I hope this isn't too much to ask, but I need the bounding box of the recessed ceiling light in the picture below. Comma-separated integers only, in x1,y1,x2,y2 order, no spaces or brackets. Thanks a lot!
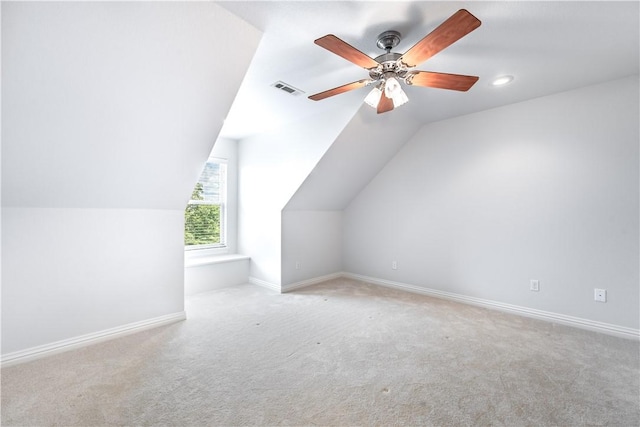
491,75,514,86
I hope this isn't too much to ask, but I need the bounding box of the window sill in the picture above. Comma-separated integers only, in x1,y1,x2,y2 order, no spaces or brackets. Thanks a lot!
184,253,250,268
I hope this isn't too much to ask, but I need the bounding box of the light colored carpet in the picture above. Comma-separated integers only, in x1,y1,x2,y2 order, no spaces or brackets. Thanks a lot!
2,278,639,426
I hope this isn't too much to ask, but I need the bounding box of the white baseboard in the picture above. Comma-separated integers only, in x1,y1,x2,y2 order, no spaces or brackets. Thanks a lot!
249,276,281,293
249,272,345,293
282,272,343,293
1,311,187,368
344,273,640,341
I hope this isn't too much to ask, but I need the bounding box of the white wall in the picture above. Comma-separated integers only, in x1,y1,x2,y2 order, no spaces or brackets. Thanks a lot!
2,208,185,353
280,106,422,286
184,256,250,297
281,211,342,285
238,106,357,287
1,2,261,355
343,76,639,330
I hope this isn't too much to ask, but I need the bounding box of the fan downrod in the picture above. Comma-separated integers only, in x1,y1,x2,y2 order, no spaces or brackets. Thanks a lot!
376,30,401,52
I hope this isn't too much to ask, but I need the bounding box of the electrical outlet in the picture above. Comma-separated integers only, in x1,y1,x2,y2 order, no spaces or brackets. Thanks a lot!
295,261,300,270
392,261,397,270
530,280,540,292
594,288,607,302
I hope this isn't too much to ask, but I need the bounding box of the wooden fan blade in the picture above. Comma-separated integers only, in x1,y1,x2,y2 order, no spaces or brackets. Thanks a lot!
377,91,394,114
407,71,479,91
315,34,380,70
308,79,372,101
399,9,481,68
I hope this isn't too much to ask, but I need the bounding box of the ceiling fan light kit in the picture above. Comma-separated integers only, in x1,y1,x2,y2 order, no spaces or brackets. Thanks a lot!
364,85,382,108
308,9,482,114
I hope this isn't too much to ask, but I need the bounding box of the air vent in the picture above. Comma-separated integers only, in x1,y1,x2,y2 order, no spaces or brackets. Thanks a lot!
271,81,304,96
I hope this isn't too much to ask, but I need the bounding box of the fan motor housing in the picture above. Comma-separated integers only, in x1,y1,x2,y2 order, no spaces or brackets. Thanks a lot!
370,52,404,80
374,52,402,67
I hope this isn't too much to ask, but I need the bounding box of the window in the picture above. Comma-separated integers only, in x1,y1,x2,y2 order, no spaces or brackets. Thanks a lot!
184,158,227,249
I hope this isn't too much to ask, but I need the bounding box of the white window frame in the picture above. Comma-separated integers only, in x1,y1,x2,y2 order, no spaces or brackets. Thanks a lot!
184,157,228,253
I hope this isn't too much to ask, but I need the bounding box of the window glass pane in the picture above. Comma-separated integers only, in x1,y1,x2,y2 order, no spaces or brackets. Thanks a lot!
199,162,225,204
185,203,220,245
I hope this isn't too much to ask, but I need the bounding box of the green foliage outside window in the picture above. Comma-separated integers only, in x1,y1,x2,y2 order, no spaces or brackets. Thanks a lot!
184,183,221,246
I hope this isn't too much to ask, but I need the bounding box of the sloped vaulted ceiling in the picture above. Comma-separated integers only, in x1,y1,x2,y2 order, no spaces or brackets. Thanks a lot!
285,105,423,211
2,2,261,211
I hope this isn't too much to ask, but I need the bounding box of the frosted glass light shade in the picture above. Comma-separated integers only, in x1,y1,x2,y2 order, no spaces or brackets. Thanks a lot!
364,86,382,108
390,88,409,107
384,77,401,97
364,78,409,110
384,76,409,108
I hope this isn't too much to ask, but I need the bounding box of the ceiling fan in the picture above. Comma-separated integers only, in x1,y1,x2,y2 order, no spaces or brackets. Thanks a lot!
308,9,481,114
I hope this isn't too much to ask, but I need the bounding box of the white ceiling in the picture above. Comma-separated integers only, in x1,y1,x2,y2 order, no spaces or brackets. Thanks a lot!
217,1,639,141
